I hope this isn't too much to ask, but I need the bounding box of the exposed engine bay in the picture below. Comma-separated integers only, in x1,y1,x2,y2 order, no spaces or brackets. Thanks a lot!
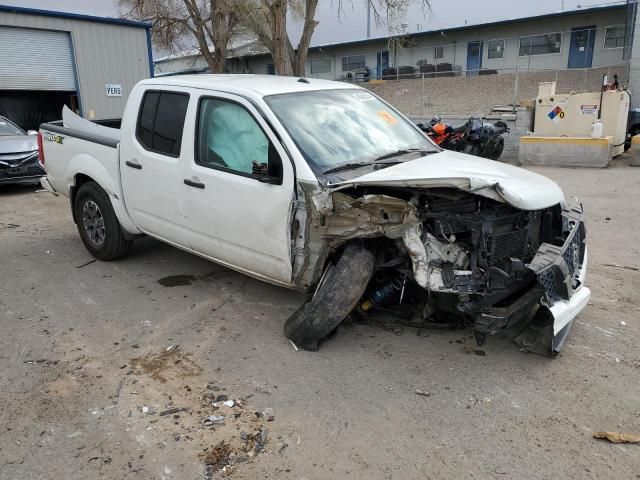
299,184,587,355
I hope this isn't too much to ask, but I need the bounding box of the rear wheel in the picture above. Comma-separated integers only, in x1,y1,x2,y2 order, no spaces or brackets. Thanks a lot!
489,137,505,160
284,243,376,351
74,181,132,260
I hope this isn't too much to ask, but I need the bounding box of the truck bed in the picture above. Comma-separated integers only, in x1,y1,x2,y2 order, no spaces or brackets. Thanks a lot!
39,107,122,199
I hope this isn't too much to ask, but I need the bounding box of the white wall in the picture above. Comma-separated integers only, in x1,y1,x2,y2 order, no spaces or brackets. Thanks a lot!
313,7,626,78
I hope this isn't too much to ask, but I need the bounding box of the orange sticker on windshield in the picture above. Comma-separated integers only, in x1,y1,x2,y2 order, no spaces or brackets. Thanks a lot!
377,110,398,125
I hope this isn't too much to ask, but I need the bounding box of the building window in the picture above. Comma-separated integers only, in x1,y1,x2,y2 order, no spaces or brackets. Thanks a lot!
311,58,332,74
342,55,366,71
487,39,504,59
519,33,562,56
434,46,444,59
604,26,625,49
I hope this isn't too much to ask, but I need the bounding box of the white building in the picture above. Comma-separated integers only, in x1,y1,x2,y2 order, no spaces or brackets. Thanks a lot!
154,3,630,82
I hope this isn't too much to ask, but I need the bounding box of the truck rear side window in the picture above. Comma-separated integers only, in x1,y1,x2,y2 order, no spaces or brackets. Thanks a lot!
136,91,189,157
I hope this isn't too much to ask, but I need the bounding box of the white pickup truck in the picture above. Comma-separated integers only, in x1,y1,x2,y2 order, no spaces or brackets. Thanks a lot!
39,75,589,354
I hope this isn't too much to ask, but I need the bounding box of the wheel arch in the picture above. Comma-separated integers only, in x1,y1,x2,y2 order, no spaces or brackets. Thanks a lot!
69,173,95,224
69,171,141,237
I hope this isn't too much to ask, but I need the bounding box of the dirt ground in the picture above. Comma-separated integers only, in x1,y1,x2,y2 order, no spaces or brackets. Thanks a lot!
1,159,639,480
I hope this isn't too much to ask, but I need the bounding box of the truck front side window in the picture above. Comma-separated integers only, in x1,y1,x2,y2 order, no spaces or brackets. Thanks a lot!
196,98,270,176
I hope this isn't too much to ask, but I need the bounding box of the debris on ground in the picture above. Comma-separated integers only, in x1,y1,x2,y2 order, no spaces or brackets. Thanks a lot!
130,347,202,383
262,408,274,421
593,431,640,444
76,259,97,269
415,389,431,397
223,399,235,408
204,415,225,426
464,345,487,356
158,407,187,416
601,263,640,272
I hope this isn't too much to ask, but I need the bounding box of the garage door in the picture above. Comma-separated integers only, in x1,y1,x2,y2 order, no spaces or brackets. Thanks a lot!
0,26,76,91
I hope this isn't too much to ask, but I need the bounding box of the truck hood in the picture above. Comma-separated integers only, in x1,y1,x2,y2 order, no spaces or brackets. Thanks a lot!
330,150,565,211
0,135,37,155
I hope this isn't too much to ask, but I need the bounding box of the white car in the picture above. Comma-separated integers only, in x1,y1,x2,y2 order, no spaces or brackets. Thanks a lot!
38,75,589,355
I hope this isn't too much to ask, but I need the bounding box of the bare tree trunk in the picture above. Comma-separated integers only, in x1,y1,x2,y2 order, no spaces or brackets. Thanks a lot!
293,0,319,76
182,0,217,72
192,25,218,72
210,1,235,73
267,0,294,75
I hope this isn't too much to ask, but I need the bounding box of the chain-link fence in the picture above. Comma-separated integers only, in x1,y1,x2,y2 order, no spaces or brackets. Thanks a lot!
337,24,630,117
357,64,629,117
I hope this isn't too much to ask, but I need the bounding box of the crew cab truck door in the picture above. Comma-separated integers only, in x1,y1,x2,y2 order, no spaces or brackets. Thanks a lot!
119,88,191,247
180,92,294,285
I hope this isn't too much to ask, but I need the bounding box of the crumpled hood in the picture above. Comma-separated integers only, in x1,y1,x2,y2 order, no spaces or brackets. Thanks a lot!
331,150,565,210
0,135,37,155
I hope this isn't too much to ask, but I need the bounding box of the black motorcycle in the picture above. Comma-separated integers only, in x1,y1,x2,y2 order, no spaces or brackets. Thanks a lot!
417,117,510,161
463,117,510,160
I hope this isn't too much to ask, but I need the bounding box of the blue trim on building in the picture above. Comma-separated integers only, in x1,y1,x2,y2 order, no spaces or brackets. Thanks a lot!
0,4,151,28
146,28,154,78
308,3,627,52
67,31,83,117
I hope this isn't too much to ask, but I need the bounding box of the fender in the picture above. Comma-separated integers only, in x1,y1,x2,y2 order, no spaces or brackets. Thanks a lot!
66,151,141,236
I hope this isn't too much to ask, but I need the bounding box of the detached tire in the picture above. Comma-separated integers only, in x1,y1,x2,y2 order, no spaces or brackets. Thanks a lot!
74,181,132,260
284,243,376,351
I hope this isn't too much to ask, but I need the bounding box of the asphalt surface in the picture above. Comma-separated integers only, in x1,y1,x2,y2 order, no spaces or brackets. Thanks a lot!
1,160,639,479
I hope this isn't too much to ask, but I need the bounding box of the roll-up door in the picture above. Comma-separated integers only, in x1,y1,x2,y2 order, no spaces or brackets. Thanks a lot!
0,26,76,91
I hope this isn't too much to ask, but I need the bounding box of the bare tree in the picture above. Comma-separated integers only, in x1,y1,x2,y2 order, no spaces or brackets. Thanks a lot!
119,0,238,73
238,0,429,77
235,0,318,76
121,0,430,77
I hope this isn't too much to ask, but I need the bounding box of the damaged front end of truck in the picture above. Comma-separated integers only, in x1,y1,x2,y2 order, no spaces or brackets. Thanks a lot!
288,172,589,356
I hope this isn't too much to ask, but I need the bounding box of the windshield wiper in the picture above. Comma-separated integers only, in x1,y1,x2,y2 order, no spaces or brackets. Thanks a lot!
323,162,373,175
373,148,431,162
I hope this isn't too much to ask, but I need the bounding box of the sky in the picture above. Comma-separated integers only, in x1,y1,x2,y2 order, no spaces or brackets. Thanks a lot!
5,0,626,50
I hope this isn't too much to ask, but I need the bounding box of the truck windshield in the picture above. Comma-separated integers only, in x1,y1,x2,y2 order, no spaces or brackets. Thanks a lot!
264,89,437,174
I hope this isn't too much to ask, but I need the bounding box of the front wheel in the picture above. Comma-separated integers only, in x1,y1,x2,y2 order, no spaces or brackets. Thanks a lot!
74,181,132,260
489,137,505,160
284,243,376,351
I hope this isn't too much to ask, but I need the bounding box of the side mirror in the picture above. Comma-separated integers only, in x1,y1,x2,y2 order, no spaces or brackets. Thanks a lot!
27,130,38,135
256,174,282,185
251,143,284,185
252,160,282,185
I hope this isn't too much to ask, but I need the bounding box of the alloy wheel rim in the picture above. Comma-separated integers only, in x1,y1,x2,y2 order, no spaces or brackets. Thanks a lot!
82,200,105,246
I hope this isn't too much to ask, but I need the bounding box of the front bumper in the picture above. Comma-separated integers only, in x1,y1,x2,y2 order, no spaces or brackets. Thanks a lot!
522,204,590,354
472,204,589,354
547,247,590,348
0,153,45,185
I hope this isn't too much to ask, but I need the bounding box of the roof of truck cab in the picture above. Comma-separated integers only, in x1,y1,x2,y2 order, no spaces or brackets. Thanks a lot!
140,75,358,98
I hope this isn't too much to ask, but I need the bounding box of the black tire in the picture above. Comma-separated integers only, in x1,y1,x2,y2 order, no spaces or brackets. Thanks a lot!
284,243,376,351
489,137,504,160
625,127,640,151
464,143,481,157
74,181,132,260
